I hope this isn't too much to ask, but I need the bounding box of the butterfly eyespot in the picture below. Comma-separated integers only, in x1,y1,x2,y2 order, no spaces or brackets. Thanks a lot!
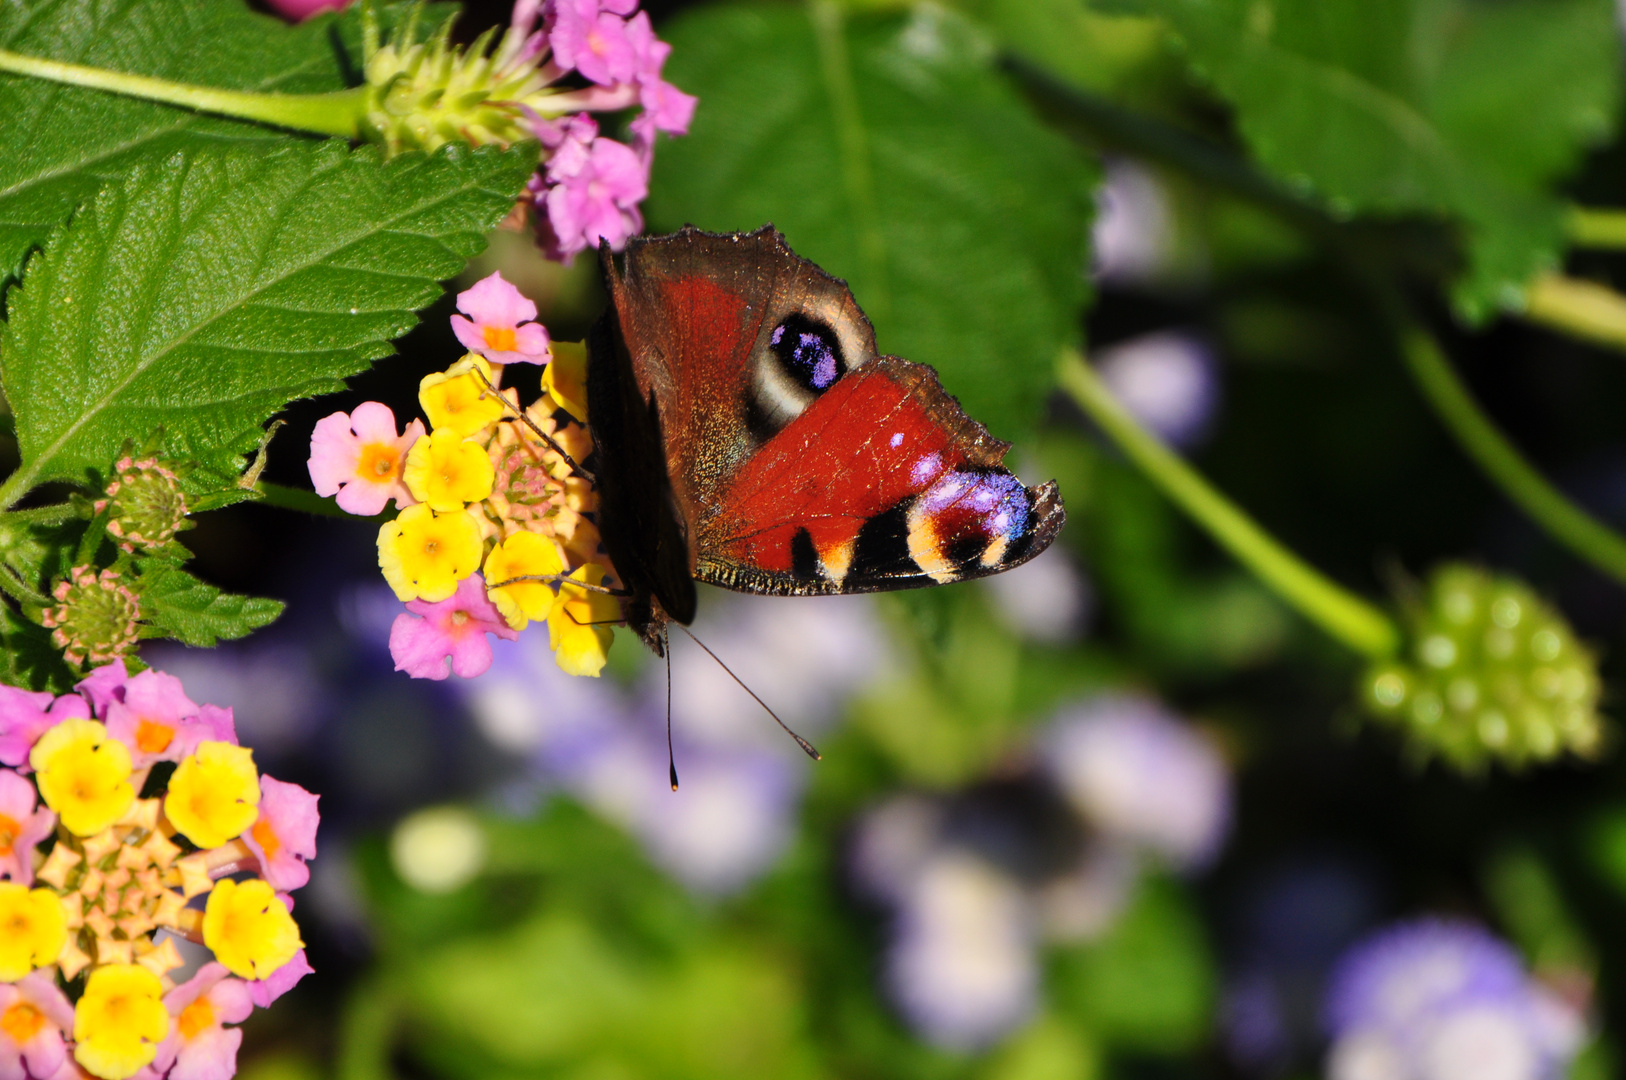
770,314,846,391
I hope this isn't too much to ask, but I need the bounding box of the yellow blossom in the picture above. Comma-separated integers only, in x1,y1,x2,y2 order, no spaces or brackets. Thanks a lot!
202,878,302,981
419,354,506,437
547,564,621,677
31,719,133,837
0,884,66,980
483,532,565,630
403,428,496,511
73,965,167,1080
542,340,589,422
378,504,484,602
164,741,260,849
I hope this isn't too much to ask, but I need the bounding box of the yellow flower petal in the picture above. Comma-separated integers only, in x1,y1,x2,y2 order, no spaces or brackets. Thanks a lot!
164,741,260,850
546,564,621,677
378,504,485,603
484,532,565,630
31,719,133,837
73,965,168,1080
403,428,496,511
0,884,66,981
202,878,303,981
542,340,589,422
419,354,507,437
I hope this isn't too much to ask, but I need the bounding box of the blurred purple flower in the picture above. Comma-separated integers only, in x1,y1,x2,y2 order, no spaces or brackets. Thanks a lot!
1323,918,1585,1080
1092,158,1178,285
1094,331,1220,449
1042,694,1231,870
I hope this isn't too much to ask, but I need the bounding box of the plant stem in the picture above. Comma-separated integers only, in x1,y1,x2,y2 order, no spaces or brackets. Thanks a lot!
1521,273,1626,357
1398,327,1626,586
0,48,367,138
1056,349,1400,660
256,482,389,522
1567,206,1626,250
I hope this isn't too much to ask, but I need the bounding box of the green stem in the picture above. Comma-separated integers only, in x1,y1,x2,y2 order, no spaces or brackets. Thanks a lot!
1398,327,1626,586
1567,206,1626,250
256,481,390,522
1056,349,1400,659
0,48,368,138
1521,273,1626,357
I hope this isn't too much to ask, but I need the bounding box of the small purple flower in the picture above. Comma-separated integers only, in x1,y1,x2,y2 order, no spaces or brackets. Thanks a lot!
0,687,86,769
547,0,640,86
625,12,697,143
390,574,520,680
244,950,313,1009
242,776,320,892
0,772,55,886
1094,331,1220,449
75,660,132,718
450,272,552,366
531,114,648,262
150,964,253,1080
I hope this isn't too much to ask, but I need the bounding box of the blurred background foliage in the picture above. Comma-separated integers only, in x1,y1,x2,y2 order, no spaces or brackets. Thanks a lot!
170,0,1626,1076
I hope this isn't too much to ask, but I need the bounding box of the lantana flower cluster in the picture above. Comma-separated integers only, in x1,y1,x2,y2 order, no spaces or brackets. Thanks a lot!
309,272,621,681
359,0,695,261
0,661,317,1080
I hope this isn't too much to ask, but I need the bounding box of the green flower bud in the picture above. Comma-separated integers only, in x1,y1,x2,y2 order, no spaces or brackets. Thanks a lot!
1360,564,1605,772
95,456,189,554
40,566,140,669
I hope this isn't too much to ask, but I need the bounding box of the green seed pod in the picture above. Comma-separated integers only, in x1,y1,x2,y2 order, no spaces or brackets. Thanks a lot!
1360,564,1605,772
41,566,141,668
95,457,190,554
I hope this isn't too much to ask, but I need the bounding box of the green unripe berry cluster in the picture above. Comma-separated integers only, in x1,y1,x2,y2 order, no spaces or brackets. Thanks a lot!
1361,564,1605,772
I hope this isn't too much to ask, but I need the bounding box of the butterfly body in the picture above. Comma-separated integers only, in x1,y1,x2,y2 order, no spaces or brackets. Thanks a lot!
587,226,1065,651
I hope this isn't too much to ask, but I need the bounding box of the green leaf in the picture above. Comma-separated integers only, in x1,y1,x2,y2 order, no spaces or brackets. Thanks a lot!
1122,0,1620,318
0,139,534,502
137,562,283,646
0,603,74,692
0,0,454,286
647,2,1096,440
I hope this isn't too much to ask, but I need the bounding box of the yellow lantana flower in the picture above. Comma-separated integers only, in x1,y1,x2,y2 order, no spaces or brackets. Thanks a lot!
378,504,484,603
31,719,133,836
0,883,66,980
542,340,589,422
547,564,621,677
403,428,496,511
164,741,260,849
419,354,506,437
73,965,168,1080
203,878,303,981
484,532,565,630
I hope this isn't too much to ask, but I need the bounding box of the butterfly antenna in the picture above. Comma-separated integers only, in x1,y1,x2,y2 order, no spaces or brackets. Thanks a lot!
673,624,822,761
471,367,596,483
665,630,679,791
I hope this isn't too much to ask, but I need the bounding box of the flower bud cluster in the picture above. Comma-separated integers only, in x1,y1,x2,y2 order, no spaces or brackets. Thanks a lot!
0,661,317,1080
1361,564,1605,772
41,569,140,669
308,272,621,681
94,457,190,556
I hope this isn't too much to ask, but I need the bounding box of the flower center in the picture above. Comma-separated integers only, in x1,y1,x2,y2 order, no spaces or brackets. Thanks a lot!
483,325,518,352
0,813,18,856
178,996,215,1040
134,718,174,754
360,443,400,480
0,1001,44,1043
251,816,281,861
451,610,470,627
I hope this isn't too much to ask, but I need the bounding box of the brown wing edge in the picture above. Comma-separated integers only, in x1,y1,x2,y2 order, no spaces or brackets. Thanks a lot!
693,355,1067,597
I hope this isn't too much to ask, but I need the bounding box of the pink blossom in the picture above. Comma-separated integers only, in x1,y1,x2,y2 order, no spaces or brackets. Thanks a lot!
149,965,253,1080
75,660,131,718
104,670,236,769
533,115,648,261
548,0,639,86
0,971,73,1080
0,687,87,769
308,403,424,517
262,0,352,21
450,272,552,366
245,950,313,1009
389,574,519,680
0,772,55,887
242,776,319,892
626,12,697,138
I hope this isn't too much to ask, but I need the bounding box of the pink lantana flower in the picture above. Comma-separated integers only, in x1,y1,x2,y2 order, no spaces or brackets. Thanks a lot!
389,574,520,680
0,771,55,886
450,272,552,366
245,950,314,1009
308,403,424,517
149,964,253,1080
626,12,698,142
0,686,87,769
104,670,236,769
0,971,75,1080
242,776,319,892
548,0,640,86
532,114,648,262
75,660,132,718
262,0,351,22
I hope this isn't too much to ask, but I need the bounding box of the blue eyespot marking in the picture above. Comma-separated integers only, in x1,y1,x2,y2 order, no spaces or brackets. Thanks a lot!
771,314,844,390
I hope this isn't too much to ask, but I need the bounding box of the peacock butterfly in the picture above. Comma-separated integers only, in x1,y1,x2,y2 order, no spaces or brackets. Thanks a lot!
585,225,1066,653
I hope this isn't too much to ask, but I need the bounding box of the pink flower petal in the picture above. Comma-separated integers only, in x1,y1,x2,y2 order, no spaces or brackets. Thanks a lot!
308,406,420,516
0,687,82,769
246,950,313,1009
307,412,364,497
456,272,538,328
389,575,519,680
242,776,319,893
75,661,132,718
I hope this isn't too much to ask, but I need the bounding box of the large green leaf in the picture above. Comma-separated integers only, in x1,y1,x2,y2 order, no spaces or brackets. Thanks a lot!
647,2,1096,440
1124,0,1620,318
0,0,454,286
137,561,283,647
0,139,534,500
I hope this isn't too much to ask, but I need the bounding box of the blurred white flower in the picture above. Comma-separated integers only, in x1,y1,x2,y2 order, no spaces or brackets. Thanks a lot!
1095,331,1220,448
849,795,946,906
983,544,1092,644
884,851,1039,1050
1042,694,1231,869
391,805,487,894
1035,842,1138,943
1092,158,1178,285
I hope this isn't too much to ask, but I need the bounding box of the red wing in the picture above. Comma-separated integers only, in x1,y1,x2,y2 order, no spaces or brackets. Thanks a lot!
694,358,1065,596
